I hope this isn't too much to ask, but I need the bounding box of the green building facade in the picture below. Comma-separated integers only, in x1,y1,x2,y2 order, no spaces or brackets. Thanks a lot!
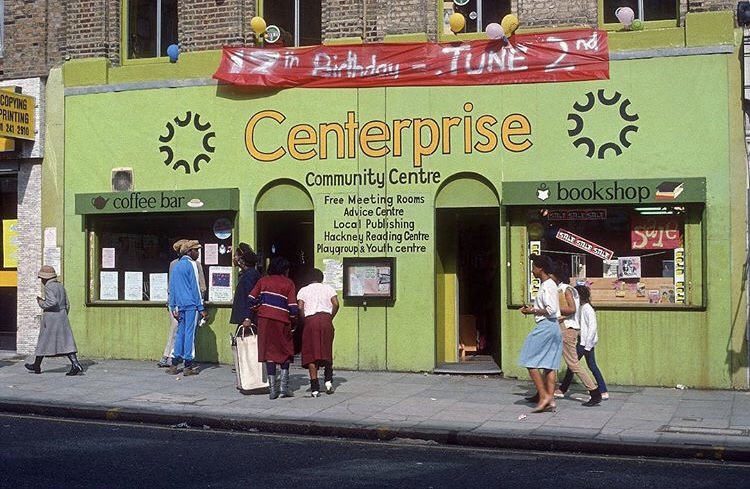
51,11,748,389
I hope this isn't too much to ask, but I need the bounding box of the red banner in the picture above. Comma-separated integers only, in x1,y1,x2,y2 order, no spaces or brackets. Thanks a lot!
213,29,608,89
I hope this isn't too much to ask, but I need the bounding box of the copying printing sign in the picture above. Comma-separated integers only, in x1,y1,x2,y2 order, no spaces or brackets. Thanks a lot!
0,90,35,141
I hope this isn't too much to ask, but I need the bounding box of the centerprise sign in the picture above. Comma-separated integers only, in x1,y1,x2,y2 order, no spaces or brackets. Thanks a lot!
215,29,608,89
245,103,532,167
0,90,35,141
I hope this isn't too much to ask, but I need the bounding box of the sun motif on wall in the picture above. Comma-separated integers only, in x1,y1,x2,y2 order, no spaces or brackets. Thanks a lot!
159,111,216,174
567,90,639,159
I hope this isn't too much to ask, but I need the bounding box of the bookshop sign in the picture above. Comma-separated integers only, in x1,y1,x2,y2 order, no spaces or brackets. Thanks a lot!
502,178,706,205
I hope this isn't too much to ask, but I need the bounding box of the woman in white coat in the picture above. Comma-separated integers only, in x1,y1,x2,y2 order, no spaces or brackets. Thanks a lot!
24,266,83,376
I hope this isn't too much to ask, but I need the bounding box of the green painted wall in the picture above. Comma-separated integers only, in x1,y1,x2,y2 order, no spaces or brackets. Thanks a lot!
57,15,748,387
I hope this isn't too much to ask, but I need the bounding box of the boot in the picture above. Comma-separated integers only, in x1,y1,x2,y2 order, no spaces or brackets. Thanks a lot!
66,353,83,376
268,375,279,400
582,388,602,407
25,356,43,374
279,369,293,398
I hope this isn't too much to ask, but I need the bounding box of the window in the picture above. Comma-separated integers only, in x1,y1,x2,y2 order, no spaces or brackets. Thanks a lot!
126,0,178,59
85,212,236,303
509,204,702,307
602,0,678,24
443,0,511,35
262,0,321,47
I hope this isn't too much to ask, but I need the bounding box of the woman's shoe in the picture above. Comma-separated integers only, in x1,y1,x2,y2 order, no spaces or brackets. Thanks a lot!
66,364,83,376
24,363,41,374
531,402,556,413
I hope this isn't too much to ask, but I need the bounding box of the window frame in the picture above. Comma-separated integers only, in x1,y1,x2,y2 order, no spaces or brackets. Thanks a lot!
259,0,321,47
0,1,5,58
120,0,178,64
438,0,511,42
506,203,706,310
83,211,238,306
598,0,680,31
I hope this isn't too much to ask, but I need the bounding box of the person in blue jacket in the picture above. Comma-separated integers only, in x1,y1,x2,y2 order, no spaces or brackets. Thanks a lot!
230,243,261,332
167,240,208,376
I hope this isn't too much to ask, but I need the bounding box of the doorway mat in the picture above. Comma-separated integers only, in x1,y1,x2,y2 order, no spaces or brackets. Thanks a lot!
434,355,503,375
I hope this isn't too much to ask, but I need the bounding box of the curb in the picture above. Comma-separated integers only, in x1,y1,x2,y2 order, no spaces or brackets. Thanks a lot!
1,400,748,462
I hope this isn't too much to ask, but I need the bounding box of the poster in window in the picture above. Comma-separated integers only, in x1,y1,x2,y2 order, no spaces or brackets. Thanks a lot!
208,266,233,302
602,259,618,278
124,272,143,300
342,257,395,301
100,271,118,300
617,256,641,279
149,273,168,301
630,215,683,250
2,219,18,268
102,247,115,268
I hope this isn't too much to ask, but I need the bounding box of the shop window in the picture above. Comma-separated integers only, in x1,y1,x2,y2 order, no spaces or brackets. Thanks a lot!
509,204,702,307
600,0,679,27
125,0,178,59
0,175,17,271
261,0,321,47
85,212,236,303
442,0,511,35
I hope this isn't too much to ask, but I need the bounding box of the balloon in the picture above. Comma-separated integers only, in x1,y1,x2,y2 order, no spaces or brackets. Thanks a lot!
615,7,635,28
449,13,465,34
501,14,519,37
485,22,504,40
250,16,267,35
166,44,179,62
630,18,644,31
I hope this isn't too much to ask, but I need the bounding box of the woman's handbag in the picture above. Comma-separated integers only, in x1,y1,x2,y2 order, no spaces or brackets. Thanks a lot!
230,324,268,393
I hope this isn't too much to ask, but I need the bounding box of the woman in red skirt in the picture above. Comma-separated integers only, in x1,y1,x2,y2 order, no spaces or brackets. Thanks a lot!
297,268,339,397
248,257,298,399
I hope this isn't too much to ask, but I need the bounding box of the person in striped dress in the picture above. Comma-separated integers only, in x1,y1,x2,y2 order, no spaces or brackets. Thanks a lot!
248,257,299,399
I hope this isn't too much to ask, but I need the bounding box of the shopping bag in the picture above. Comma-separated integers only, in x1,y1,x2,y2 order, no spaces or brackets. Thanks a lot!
230,325,268,393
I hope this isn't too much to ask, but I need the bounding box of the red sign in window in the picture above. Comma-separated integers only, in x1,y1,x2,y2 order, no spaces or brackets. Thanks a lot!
630,215,683,250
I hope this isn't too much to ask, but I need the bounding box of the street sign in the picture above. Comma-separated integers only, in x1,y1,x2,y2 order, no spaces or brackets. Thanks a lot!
0,89,35,141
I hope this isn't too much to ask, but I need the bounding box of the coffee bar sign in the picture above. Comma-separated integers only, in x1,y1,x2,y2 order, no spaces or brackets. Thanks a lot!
74,188,240,214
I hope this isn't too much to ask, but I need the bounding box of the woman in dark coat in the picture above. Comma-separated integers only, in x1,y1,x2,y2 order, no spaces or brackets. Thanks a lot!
25,266,83,376
230,243,261,331
248,257,298,399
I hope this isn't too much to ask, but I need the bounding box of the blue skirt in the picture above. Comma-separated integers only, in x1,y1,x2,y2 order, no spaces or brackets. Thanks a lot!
518,318,563,370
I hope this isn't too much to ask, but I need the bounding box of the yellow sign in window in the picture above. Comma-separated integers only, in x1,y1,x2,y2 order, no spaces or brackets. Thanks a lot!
0,90,35,141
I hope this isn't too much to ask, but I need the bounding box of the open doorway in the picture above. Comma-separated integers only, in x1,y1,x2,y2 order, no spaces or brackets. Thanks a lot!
436,207,501,373
256,210,314,352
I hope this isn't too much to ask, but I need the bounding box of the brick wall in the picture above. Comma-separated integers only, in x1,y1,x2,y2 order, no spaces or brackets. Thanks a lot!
61,1,744,63
0,0,65,79
15,159,42,355
517,0,598,28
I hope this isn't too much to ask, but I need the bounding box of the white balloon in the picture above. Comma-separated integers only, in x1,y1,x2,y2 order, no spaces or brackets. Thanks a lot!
485,22,504,40
615,7,635,27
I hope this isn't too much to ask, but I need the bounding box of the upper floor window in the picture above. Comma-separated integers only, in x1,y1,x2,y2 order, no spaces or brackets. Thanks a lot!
602,0,678,24
262,0,321,47
444,0,511,35
126,0,178,59
0,1,5,57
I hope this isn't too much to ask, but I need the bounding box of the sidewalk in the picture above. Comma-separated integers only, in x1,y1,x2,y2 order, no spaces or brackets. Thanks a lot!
1,352,750,461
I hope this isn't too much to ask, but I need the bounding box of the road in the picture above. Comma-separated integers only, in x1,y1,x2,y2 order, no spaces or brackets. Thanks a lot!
1,413,749,488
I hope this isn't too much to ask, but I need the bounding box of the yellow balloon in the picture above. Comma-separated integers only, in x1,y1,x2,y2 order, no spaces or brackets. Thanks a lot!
501,14,519,37
449,13,465,34
250,16,267,35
